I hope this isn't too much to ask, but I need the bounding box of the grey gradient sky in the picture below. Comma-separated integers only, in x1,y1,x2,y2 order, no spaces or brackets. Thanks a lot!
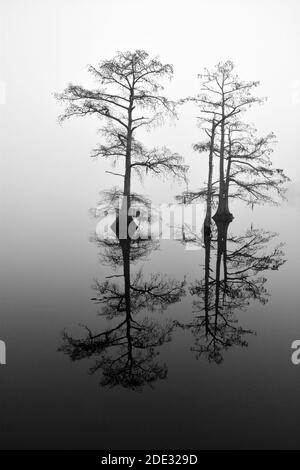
1,0,300,252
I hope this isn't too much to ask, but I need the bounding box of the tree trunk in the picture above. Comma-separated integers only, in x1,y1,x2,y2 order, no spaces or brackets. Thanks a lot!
214,99,225,218
204,229,211,335
213,95,232,221
204,119,215,235
214,218,231,314
121,239,133,365
123,93,133,210
119,87,134,238
223,171,231,215
223,142,232,217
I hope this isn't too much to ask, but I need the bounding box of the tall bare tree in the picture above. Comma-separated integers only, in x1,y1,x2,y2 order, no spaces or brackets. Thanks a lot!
197,61,264,219
56,50,187,219
180,61,289,226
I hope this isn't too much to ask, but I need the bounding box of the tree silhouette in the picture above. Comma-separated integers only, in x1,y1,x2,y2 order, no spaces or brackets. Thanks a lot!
59,236,186,390
180,61,289,223
176,220,286,364
56,50,187,225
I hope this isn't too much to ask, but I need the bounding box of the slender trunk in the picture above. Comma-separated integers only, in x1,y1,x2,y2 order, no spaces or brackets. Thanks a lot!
214,98,225,218
223,136,232,215
214,89,231,220
204,230,211,335
215,218,231,316
119,86,134,238
221,219,230,295
215,224,222,319
122,239,131,318
122,239,133,370
124,91,133,210
204,118,215,234
223,160,231,214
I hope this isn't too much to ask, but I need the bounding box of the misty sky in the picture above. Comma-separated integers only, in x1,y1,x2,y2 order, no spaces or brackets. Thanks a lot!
1,0,300,257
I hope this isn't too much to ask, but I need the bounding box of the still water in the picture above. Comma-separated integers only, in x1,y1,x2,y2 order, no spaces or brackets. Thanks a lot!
1,201,300,449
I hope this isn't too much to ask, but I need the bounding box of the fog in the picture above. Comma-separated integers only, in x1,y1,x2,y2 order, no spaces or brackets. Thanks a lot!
1,0,300,273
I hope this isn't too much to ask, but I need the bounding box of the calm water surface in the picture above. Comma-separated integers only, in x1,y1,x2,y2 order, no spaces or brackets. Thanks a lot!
1,202,300,449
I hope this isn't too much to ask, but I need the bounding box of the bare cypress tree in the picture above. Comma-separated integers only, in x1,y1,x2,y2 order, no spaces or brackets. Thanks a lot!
179,61,289,227
195,61,263,219
56,50,186,219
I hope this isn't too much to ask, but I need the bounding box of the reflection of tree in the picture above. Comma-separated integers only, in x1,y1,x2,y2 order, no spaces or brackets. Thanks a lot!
60,238,185,390
92,236,160,268
177,220,285,364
